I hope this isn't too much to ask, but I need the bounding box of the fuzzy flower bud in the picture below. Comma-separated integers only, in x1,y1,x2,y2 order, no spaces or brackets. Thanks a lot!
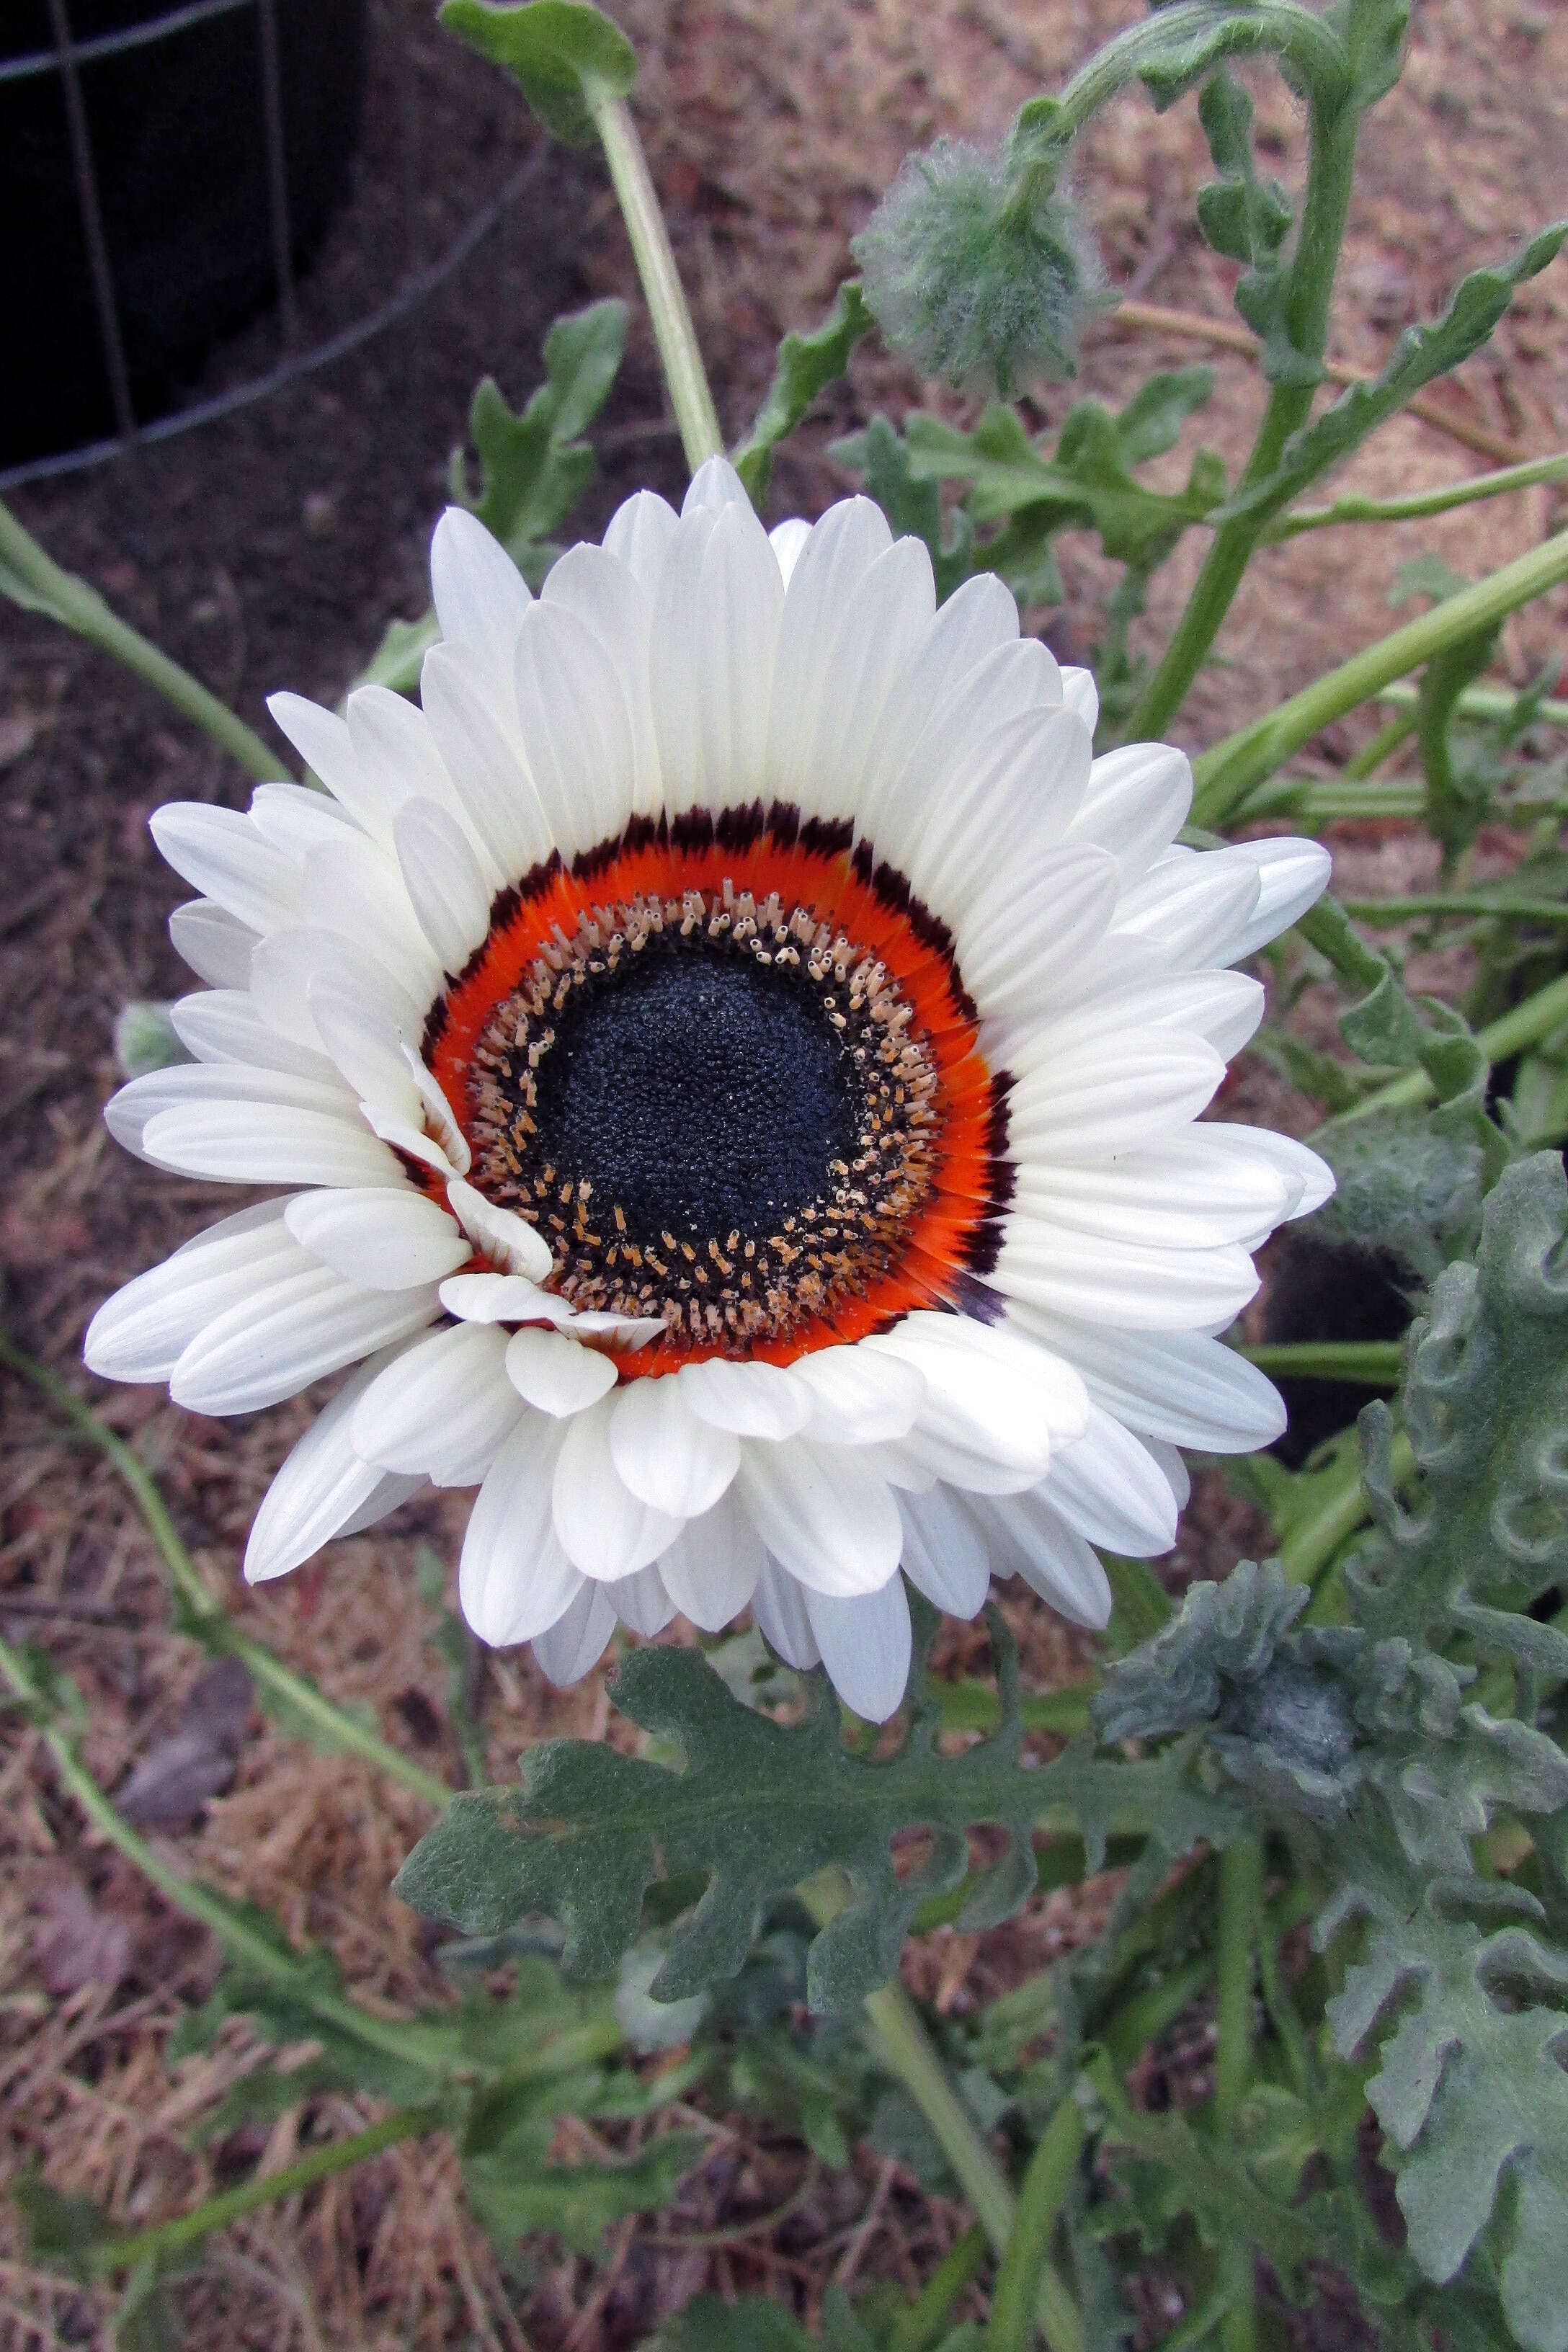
852,109,1108,398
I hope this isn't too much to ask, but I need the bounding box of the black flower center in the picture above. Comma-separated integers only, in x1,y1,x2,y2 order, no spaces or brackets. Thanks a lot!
532,945,860,1241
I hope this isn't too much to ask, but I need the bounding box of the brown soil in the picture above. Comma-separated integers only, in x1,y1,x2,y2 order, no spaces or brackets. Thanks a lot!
2,1,1566,2345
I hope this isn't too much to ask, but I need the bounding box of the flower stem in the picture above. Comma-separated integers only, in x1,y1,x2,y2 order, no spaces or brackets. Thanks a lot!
0,1635,461,2080
1241,1341,1402,1384
591,96,723,473
1051,2,1349,140
1213,1837,1263,2352
986,2096,1087,2352
1265,448,1568,539
800,1875,1083,2348
1342,894,1568,925
0,1333,453,1812
0,499,282,784
1128,89,1360,742
1190,527,1568,824
92,2106,442,2276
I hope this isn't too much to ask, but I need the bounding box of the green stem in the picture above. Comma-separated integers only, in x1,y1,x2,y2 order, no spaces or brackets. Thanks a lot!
1128,86,1360,741
0,1636,460,2080
1343,894,1568,925
1192,528,1568,824
986,2098,1087,2352
931,1675,1095,1738
885,2220,988,2352
1342,707,1418,780
1330,969,1568,1123
0,1335,453,1811
799,1877,1082,2351
0,499,282,783
1374,677,1568,730
92,2106,441,2276
591,97,723,473
1051,1,1348,138
1265,449,1568,538
1213,1838,1262,2352
1241,1341,1402,1384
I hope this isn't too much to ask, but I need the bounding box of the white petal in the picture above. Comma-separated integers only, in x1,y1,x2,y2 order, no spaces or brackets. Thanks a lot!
973,1489,1113,1627
734,1436,901,1597
169,991,344,1084
1218,838,1332,963
298,832,442,1005
171,1268,441,1414
514,599,638,855
169,901,257,989
961,842,1118,1020
612,1563,677,1637
306,974,424,1128
542,544,661,814
610,1375,740,1514
872,639,1063,879
445,1179,553,1280
766,535,935,824
989,1229,1259,1332
901,705,1091,928
805,1578,912,1723
868,1312,1088,1480
752,1556,820,1669
1060,665,1099,732
682,455,752,513
419,642,555,879
430,505,533,681
765,499,896,816
150,804,302,935
351,1321,523,1484
506,1325,618,1415
248,779,357,858
679,1356,811,1440
768,517,811,585
460,1414,583,1645
897,1485,992,1617
1110,849,1262,974
1145,1438,1191,1510
252,923,425,1059
141,1101,404,1190
1212,1124,1335,1221
1006,1309,1287,1453
650,500,783,818
791,1342,926,1446
105,1061,350,1162
266,692,388,842
1008,1134,1289,1251
1004,1034,1226,1160
553,1395,684,1580
654,1488,764,1631
441,1270,570,1325
1044,1404,1180,1556
533,1579,618,1685
602,488,680,596
285,1188,469,1288
246,1354,424,1583
393,796,494,973
855,570,1022,842
346,685,463,824
1066,742,1192,883
84,1202,303,1384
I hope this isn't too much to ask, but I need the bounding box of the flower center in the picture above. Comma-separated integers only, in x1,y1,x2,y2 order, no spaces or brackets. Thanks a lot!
466,888,941,1345
422,808,1010,1364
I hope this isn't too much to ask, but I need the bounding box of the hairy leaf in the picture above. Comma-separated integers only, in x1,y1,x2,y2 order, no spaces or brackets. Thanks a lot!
732,281,874,505
396,1606,1235,2013
439,0,636,147
1195,68,1309,383
450,298,628,560
463,2131,706,2255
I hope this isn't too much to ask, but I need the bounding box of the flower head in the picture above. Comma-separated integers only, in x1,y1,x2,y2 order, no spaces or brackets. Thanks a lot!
852,132,1108,398
86,462,1332,1722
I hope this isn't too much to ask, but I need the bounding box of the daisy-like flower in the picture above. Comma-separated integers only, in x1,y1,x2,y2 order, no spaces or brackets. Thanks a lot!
86,460,1332,1723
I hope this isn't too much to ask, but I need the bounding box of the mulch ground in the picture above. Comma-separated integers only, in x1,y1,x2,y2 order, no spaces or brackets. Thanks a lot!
2,0,1566,2343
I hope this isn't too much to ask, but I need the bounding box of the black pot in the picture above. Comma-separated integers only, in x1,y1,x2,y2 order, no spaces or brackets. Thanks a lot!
1,0,368,466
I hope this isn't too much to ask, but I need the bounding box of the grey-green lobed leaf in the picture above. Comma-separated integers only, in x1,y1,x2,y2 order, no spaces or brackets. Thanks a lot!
731,281,875,507
395,1604,1236,2014
439,0,636,148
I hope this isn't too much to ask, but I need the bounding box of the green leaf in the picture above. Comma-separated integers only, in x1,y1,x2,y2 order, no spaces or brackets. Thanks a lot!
438,0,636,147
463,2130,705,2255
1195,70,1305,385
659,2294,816,2351
1220,223,1568,527
1308,1110,1486,1278
453,297,628,562
732,281,875,507
395,1605,1237,2012
13,2166,109,2281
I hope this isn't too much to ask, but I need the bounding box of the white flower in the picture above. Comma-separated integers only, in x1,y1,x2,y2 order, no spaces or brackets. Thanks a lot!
85,460,1332,1723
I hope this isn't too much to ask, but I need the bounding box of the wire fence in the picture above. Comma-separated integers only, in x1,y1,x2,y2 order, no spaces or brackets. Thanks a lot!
0,0,540,494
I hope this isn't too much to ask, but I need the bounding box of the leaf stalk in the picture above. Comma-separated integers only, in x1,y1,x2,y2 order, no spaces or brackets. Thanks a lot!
591,97,723,473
